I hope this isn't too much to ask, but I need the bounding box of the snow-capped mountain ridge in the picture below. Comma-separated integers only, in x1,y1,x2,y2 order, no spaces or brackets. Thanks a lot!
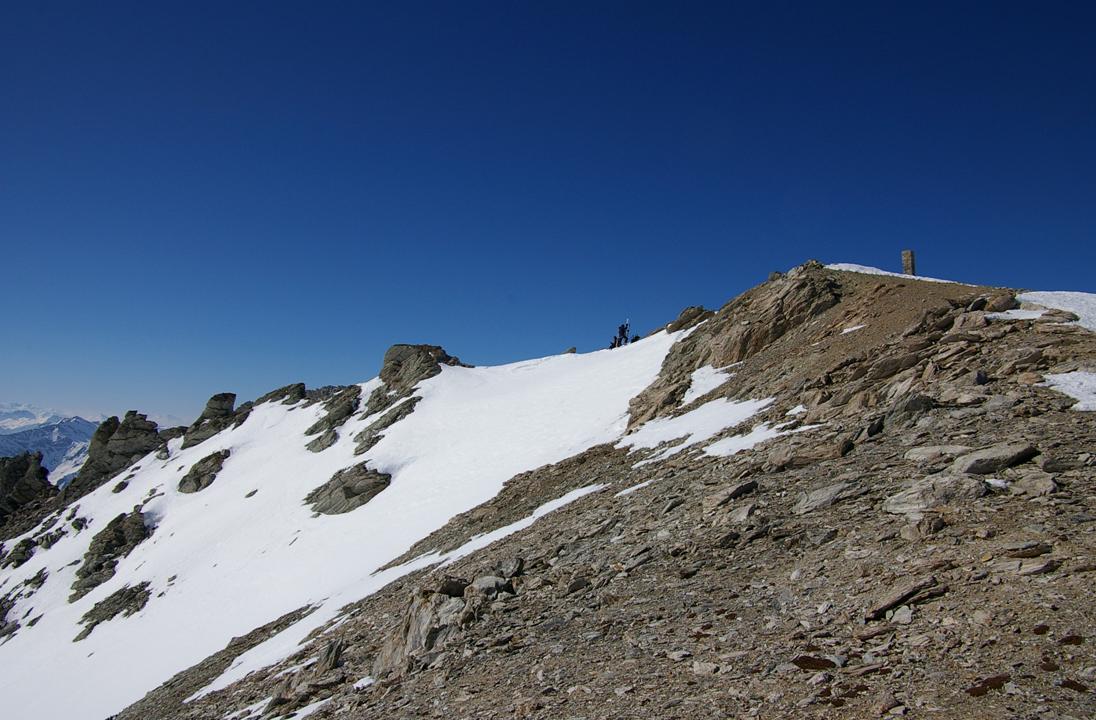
0,415,97,485
1,261,1094,720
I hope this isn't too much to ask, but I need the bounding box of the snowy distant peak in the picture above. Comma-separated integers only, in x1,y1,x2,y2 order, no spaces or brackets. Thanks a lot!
0,402,66,434
0,415,98,486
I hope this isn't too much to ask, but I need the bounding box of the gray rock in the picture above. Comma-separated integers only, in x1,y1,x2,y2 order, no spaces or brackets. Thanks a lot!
793,480,867,515
1008,470,1059,497
882,475,986,517
181,394,238,449
304,385,362,438
354,397,421,455
951,442,1038,474
903,445,971,463
305,463,391,515
73,582,151,641
373,587,468,677
305,428,338,453
0,452,55,529
70,511,152,602
177,449,231,493
363,345,468,417
63,413,163,503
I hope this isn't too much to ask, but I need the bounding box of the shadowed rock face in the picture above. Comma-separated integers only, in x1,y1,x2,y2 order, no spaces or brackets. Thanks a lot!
178,450,231,493
74,582,151,641
69,510,152,602
363,345,468,417
0,452,54,528
62,412,163,504
304,463,391,515
182,393,238,449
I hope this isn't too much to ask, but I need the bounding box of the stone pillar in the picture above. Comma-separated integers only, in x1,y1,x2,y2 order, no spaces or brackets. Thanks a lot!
902,250,916,276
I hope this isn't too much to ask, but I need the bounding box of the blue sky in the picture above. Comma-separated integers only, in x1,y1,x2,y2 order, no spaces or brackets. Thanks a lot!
2,2,1094,422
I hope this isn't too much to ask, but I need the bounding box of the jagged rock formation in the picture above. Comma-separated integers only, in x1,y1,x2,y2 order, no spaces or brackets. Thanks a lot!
305,463,391,515
177,449,231,493
628,261,840,428
304,386,362,452
182,393,239,449
62,412,164,503
363,344,467,417
74,582,151,641
0,452,54,527
69,510,151,602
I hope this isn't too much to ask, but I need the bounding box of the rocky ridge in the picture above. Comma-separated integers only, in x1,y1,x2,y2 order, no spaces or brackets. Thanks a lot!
105,263,1095,720
2,262,1093,720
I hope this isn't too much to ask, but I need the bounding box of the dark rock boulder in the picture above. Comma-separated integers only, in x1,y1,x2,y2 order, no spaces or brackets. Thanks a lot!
254,383,307,407
70,510,152,602
181,393,238,449
0,537,37,569
62,413,163,503
305,463,391,515
0,452,55,528
304,386,362,439
178,450,231,493
363,344,467,417
74,582,151,641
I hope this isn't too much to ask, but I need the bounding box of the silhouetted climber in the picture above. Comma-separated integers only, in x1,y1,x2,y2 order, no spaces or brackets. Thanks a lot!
609,336,619,350
617,322,630,347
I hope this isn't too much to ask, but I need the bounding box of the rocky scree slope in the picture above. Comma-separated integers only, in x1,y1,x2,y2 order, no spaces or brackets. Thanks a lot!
3,261,1096,720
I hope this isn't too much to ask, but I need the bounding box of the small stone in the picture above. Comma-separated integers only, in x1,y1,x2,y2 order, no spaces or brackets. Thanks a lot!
890,606,913,625
668,650,692,662
691,660,720,676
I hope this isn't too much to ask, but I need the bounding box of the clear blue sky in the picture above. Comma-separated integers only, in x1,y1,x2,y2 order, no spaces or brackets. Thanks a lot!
2,2,1094,423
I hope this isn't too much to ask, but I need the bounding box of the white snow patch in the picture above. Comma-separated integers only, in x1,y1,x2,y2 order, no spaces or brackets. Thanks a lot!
0,332,681,720
291,697,332,718
618,397,773,465
224,697,270,720
986,478,1009,490
1041,371,1096,411
680,365,735,406
704,422,820,458
1018,291,1096,333
825,263,968,285
615,478,655,497
786,405,807,416
841,324,865,334
353,676,375,690
271,656,317,679
986,309,1045,322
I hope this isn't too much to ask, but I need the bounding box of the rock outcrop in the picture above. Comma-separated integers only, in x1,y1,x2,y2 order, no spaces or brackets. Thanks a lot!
69,510,152,602
0,452,55,529
363,344,467,417
182,393,239,449
74,582,151,641
62,412,164,503
304,386,362,452
177,449,231,493
304,463,391,515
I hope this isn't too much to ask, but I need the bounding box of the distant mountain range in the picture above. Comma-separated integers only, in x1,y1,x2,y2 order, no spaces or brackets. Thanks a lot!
0,404,98,485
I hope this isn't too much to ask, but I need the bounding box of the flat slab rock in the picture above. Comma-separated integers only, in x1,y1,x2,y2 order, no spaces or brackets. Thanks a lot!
882,474,986,518
950,442,1038,474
